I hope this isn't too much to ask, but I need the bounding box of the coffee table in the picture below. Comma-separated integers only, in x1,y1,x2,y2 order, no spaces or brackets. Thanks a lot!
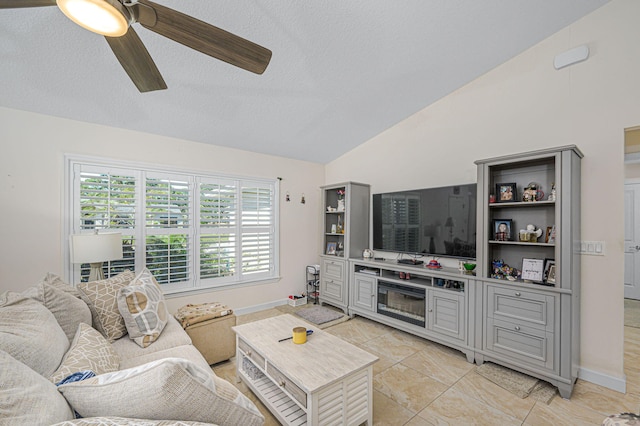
232,314,378,426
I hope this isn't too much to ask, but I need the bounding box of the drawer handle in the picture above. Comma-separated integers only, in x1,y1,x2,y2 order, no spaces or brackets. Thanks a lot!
515,292,521,297
278,380,285,387
514,326,521,331
429,309,433,312
246,350,252,356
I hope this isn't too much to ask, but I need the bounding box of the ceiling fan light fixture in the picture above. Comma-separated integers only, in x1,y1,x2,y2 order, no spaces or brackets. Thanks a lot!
57,0,130,37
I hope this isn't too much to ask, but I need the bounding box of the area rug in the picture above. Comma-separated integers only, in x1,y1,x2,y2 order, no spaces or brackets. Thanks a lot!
294,306,345,326
476,362,556,403
625,298,640,328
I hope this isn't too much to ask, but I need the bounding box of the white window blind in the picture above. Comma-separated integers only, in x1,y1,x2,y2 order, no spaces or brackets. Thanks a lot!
241,184,274,276
145,176,191,285
68,157,279,294
199,180,237,281
74,167,137,281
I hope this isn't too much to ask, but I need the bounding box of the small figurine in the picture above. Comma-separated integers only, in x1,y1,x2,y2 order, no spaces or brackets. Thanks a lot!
522,183,544,202
526,224,543,242
491,259,520,280
548,183,556,202
519,224,543,242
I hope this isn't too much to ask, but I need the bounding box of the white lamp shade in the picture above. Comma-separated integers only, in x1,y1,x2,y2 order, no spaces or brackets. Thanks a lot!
70,232,123,264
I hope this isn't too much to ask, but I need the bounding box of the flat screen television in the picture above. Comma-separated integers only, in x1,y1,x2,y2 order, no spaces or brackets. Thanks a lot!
372,183,477,260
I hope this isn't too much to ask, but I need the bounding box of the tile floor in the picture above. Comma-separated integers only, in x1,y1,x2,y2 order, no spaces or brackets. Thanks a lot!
212,306,640,426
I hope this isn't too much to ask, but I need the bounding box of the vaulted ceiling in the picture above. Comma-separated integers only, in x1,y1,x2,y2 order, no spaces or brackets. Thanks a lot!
0,1,609,163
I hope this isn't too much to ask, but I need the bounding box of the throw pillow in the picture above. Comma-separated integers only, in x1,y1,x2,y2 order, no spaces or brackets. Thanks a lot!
40,272,84,299
117,268,169,348
23,280,92,342
0,293,69,377
76,270,135,342
49,323,120,384
0,349,74,425
58,358,264,426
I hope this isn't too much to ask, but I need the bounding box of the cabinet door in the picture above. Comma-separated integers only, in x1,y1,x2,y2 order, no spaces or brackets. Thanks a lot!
428,290,465,342
352,274,376,312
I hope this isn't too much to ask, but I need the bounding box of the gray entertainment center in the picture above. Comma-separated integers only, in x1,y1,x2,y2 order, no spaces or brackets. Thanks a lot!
319,145,582,399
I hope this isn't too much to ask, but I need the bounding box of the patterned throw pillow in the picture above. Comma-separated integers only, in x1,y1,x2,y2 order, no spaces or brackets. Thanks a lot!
117,268,169,348
77,271,135,342
49,323,120,384
58,358,264,426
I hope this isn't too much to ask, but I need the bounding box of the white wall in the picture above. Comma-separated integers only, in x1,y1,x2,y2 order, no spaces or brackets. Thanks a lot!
327,0,639,391
0,107,324,313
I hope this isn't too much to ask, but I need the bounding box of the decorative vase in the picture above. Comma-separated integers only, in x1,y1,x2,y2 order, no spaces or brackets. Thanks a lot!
337,199,345,212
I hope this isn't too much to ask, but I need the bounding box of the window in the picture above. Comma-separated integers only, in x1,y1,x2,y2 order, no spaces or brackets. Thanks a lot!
67,156,279,294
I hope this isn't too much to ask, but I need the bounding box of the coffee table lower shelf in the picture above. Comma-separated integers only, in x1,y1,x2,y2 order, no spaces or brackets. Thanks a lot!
239,363,308,426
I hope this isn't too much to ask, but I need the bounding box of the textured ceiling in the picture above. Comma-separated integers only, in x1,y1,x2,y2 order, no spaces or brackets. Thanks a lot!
0,1,609,164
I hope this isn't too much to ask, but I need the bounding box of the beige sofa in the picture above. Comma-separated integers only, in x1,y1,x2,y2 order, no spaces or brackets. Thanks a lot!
0,270,264,426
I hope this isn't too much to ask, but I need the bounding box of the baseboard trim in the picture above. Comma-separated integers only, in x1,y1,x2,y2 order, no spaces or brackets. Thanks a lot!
579,367,626,394
234,302,629,395
233,299,288,316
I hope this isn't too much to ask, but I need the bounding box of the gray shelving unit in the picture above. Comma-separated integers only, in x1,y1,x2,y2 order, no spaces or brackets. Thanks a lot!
319,182,370,314
474,145,582,398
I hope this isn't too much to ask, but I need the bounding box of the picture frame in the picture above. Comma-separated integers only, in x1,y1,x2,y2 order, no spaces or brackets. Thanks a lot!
496,182,517,203
492,219,513,241
543,258,555,284
545,226,553,243
548,225,557,244
547,264,557,284
326,242,337,255
521,258,545,282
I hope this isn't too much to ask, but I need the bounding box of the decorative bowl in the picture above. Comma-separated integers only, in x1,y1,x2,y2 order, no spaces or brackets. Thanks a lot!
462,263,476,272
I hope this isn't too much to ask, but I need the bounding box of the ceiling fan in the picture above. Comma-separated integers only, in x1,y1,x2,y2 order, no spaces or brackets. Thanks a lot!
0,0,272,92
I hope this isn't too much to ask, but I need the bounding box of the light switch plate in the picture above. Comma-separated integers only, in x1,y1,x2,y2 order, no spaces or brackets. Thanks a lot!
578,240,605,256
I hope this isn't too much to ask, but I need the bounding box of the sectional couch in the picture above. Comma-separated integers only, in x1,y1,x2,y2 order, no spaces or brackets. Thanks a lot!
0,269,264,426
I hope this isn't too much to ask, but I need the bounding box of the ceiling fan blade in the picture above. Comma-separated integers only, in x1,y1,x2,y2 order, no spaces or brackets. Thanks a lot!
0,0,55,8
136,0,271,75
105,27,167,93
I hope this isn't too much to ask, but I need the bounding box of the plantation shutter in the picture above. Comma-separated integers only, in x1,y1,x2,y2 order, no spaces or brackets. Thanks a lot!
145,175,191,285
75,166,136,280
68,156,278,292
241,182,274,276
199,179,237,281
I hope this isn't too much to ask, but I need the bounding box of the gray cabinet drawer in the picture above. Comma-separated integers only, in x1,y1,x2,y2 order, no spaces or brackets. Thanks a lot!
486,318,554,371
486,285,555,332
322,259,345,281
238,338,266,369
321,278,344,302
266,361,307,408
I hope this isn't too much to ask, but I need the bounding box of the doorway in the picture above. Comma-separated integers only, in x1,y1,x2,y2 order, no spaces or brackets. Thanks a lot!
624,127,640,335
624,181,640,300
